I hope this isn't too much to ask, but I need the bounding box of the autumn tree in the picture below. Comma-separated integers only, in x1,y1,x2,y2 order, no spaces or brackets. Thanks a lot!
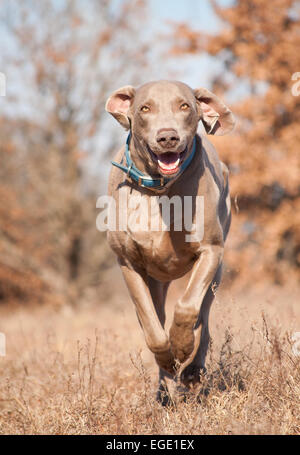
171,0,300,287
0,0,149,305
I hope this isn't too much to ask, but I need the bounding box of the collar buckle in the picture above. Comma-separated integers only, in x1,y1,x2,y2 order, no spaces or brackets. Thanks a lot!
138,176,164,189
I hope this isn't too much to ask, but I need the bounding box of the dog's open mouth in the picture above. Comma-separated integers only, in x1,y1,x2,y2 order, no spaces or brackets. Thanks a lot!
149,148,187,175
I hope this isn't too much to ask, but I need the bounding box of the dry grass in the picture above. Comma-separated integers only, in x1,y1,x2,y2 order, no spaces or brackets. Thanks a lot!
0,277,299,435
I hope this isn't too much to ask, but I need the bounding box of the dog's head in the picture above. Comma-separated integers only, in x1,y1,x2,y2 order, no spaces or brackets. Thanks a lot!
105,80,235,177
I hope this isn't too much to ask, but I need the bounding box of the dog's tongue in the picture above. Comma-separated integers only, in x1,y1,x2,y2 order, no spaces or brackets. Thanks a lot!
157,153,180,174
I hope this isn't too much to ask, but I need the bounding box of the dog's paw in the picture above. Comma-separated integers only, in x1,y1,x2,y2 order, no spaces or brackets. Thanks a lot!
154,350,176,376
180,364,207,387
156,384,174,408
169,322,194,363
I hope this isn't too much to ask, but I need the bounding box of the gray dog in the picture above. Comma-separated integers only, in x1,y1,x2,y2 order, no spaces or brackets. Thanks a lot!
105,80,235,404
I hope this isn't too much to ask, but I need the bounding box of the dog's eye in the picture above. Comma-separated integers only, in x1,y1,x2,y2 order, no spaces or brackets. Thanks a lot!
141,105,150,112
180,103,190,111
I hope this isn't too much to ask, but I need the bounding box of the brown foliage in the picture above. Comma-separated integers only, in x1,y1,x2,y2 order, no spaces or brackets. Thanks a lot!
0,0,148,305
171,0,300,287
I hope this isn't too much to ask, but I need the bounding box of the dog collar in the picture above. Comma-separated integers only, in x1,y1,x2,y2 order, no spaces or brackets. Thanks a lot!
111,134,196,191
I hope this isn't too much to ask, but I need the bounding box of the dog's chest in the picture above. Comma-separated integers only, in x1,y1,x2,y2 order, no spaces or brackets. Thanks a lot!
122,193,200,280
129,228,197,280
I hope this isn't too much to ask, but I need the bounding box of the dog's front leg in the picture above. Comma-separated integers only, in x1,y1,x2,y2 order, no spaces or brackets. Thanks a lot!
119,262,176,375
169,244,223,364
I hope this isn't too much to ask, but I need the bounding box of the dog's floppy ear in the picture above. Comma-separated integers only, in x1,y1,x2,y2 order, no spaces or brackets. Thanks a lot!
194,88,235,135
105,85,136,130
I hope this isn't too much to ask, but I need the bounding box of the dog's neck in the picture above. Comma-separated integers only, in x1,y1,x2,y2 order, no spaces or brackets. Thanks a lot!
111,133,199,193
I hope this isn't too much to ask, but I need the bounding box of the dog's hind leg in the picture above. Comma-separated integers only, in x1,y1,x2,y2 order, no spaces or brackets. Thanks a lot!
148,277,170,329
156,368,174,406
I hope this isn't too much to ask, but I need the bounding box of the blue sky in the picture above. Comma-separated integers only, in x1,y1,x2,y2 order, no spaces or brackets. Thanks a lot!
0,0,234,113
139,0,233,89
0,0,236,188
149,0,229,33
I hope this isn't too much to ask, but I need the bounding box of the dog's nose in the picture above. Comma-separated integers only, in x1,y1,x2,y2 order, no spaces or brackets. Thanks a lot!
156,128,180,149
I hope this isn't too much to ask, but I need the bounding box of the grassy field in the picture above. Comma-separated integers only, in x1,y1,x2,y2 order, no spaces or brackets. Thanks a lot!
0,272,299,435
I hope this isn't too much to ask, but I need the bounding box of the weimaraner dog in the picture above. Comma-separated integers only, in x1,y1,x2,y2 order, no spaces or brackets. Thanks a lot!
105,80,235,404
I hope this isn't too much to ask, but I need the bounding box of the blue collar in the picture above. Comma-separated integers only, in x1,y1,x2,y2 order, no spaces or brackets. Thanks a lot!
111,134,197,191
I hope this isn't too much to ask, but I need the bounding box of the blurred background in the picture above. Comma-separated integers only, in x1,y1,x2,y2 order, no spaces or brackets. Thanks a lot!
0,0,300,308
